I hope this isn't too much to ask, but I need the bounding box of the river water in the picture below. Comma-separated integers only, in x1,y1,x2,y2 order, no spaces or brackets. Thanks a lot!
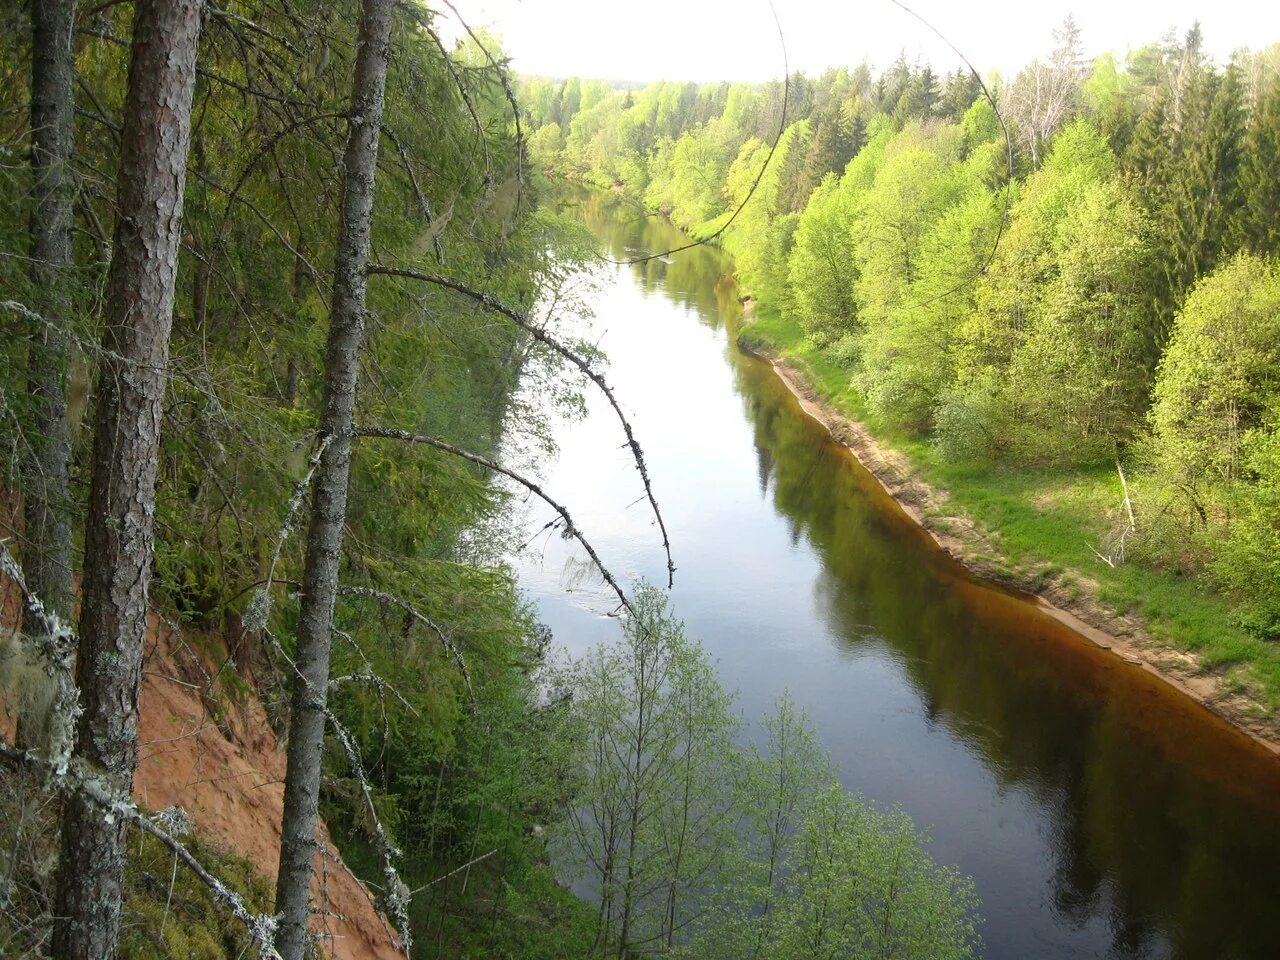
505,190,1280,959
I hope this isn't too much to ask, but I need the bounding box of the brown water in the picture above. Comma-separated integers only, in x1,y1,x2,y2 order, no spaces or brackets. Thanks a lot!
507,190,1280,959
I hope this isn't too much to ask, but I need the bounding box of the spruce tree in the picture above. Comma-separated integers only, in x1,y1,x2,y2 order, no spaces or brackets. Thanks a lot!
1194,65,1245,265
1240,76,1280,254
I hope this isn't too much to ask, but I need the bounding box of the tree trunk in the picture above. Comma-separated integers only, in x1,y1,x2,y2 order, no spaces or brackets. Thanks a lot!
52,2,204,957
272,1,394,956
22,0,76,654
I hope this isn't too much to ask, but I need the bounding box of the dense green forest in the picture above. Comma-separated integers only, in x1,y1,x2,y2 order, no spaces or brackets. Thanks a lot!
521,22,1280,701
0,1,982,959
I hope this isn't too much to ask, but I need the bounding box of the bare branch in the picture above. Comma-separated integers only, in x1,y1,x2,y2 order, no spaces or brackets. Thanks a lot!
355,425,632,610
337,583,475,695
245,433,333,633
408,848,497,894
605,0,787,267
324,713,411,956
364,264,675,587
0,539,80,772
435,0,525,214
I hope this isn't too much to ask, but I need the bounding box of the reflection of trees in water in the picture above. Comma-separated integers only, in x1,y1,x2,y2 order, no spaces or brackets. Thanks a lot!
730,347,1280,960
566,189,739,325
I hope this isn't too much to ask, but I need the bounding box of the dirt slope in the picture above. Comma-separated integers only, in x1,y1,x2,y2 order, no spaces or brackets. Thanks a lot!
0,566,401,960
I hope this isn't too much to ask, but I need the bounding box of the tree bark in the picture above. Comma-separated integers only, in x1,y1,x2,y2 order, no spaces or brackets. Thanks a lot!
52,2,205,957
22,0,76,648
272,1,394,956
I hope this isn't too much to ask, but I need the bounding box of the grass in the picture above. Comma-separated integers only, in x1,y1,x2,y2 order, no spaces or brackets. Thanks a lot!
120,832,276,960
739,306,1280,712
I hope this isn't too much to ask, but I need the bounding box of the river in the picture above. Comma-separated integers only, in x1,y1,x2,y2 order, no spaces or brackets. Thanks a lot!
504,189,1280,959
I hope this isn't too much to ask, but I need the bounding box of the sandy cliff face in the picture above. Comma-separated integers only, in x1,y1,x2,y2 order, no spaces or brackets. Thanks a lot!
134,620,402,960
1,570,401,960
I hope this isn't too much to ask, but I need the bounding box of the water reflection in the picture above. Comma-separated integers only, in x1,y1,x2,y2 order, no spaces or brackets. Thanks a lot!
527,189,1280,960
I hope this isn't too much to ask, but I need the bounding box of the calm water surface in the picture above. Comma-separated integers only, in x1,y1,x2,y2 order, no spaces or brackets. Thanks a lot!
505,191,1280,959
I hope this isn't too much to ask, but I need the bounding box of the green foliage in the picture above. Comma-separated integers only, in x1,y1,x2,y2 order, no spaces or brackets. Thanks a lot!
1213,424,1280,637
689,781,981,960
999,178,1154,461
1149,255,1280,498
549,586,740,953
859,186,1000,431
1239,73,1280,256
0,3,614,955
743,312,1280,705
520,19,1280,729
1148,255,1280,563
787,174,860,343
945,121,1126,463
551,588,982,959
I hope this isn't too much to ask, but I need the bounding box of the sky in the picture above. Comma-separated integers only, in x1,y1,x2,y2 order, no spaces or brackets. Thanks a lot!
437,0,1280,83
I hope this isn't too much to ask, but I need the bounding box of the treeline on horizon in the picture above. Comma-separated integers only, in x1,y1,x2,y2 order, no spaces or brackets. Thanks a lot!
521,20,1280,644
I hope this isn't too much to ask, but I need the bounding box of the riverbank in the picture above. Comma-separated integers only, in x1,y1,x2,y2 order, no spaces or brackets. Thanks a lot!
737,305,1280,755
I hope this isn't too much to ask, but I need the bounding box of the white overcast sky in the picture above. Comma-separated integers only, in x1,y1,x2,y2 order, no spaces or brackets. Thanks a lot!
438,0,1280,82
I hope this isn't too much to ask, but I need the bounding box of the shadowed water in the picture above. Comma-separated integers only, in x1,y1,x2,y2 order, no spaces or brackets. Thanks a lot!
506,190,1280,960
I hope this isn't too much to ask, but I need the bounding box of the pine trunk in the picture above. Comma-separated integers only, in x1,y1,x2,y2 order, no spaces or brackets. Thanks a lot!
272,1,394,956
22,0,76,641
51,2,204,957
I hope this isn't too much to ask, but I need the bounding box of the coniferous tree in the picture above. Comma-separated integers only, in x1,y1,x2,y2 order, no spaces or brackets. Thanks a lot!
1239,76,1280,254
53,1,205,956
20,0,76,706
273,0,396,955
1190,65,1245,269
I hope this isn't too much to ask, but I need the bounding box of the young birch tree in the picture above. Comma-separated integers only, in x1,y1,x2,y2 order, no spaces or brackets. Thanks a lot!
52,1,205,956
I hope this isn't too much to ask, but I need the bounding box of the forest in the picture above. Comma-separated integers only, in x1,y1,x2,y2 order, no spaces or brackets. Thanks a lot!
0,1,987,959
521,20,1280,703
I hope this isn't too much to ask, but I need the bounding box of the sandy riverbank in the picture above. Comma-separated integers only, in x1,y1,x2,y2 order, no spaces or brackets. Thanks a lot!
741,337,1280,759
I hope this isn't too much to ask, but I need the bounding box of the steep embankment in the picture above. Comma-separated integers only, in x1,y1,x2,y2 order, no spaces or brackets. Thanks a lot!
132,621,402,960
0,570,399,960
738,313,1280,756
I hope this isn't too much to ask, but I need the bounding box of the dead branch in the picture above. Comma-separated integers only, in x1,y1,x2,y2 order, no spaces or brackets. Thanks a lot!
435,0,524,214
408,848,497,894
0,539,79,771
245,433,333,633
1089,458,1138,568
336,583,475,694
363,265,675,587
324,712,411,955
355,425,632,610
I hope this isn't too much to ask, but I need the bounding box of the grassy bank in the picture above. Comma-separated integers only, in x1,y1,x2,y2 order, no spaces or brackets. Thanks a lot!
738,306,1280,714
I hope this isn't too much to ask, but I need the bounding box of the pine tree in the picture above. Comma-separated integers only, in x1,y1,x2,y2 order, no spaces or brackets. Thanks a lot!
939,69,981,121
796,101,857,201
53,1,205,955
21,0,76,680
1240,76,1280,254
1194,65,1245,263
1164,65,1245,319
